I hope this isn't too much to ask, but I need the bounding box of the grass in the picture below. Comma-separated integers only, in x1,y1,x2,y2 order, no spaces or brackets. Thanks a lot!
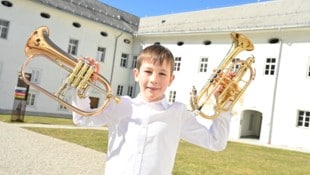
1,114,310,174
0,114,73,125
173,141,310,175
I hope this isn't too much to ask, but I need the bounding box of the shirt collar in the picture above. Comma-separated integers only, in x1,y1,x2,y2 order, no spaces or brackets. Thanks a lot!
133,94,170,110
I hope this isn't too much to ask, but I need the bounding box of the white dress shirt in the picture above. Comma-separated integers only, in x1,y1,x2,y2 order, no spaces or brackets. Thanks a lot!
72,95,231,175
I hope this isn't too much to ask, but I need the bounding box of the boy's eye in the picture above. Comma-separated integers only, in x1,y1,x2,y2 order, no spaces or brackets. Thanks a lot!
160,72,167,76
144,70,152,74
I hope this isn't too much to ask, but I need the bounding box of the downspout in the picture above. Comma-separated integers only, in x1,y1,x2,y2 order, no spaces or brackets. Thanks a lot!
132,33,144,96
268,28,283,144
109,32,123,84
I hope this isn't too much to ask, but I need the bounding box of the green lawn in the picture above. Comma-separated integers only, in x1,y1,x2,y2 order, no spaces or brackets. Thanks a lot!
1,114,310,174
0,114,73,125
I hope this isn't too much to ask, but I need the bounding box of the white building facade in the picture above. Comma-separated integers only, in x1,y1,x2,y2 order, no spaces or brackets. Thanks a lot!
0,0,140,116
0,0,309,151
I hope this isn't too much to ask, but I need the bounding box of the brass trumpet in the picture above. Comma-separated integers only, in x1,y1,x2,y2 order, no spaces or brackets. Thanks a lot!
21,26,120,116
190,32,255,119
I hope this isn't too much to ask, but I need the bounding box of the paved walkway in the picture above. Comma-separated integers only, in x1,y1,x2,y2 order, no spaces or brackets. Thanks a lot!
0,122,106,175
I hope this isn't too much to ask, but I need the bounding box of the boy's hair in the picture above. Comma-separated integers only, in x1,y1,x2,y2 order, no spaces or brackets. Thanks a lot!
137,44,175,75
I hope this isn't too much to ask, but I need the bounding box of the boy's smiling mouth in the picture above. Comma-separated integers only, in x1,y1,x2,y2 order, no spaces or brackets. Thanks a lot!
147,86,159,91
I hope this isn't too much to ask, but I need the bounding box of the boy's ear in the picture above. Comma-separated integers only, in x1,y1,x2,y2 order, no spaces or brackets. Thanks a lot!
169,74,175,86
133,68,139,82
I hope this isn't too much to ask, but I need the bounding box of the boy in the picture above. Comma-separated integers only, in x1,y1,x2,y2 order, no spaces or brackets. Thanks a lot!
72,44,232,175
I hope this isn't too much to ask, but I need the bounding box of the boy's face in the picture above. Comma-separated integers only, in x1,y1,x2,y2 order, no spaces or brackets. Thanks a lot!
134,59,175,102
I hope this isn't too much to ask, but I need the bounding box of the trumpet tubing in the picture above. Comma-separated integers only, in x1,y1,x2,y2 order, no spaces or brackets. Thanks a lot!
22,26,120,116
190,32,255,119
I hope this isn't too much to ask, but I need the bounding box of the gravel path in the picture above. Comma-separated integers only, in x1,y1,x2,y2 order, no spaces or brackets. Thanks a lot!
0,122,106,175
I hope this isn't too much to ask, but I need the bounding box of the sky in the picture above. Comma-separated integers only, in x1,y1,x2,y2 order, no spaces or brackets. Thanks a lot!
99,0,271,17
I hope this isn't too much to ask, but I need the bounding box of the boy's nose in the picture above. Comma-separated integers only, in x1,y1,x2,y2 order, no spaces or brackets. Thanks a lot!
150,73,158,84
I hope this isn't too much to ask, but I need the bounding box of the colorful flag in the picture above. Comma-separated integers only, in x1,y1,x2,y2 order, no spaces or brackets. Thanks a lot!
15,87,27,100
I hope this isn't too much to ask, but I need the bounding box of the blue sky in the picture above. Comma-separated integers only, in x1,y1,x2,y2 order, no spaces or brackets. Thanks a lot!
100,0,270,17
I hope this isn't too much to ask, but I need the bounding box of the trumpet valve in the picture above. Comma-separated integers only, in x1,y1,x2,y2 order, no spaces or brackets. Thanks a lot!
55,59,95,99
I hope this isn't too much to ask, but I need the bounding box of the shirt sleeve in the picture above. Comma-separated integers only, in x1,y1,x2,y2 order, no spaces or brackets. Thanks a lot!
71,95,114,127
180,108,232,152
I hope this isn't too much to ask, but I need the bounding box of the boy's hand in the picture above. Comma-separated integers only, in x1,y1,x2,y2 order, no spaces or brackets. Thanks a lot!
78,57,100,82
213,71,236,97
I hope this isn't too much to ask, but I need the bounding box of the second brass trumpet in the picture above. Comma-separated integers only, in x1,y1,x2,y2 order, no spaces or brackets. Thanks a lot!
190,32,255,119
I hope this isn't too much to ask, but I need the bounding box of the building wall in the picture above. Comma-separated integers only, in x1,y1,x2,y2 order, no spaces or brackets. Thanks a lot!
271,29,310,149
0,0,137,116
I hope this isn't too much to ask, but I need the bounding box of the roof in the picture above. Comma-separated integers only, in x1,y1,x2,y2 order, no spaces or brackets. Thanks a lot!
137,0,310,35
33,0,140,33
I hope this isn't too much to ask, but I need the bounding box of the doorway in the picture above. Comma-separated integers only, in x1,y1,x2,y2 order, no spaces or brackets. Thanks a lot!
240,110,262,139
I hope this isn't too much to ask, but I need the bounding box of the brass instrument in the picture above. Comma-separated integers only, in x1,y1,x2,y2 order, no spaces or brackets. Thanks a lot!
190,32,255,119
21,26,120,116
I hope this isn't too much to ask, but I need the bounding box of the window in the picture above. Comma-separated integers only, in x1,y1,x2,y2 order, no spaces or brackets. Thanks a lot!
1,1,13,7
169,90,176,103
68,39,79,55
96,47,106,62
0,19,9,39
120,53,129,68
199,57,208,72
40,12,50,19
174,57,181,71
297,110,310,128
131,56,138,69
117,85,124,96
232,58,241,71
58,96,71,111
72,22,81,28
26,91,37,106
124,39,131,44
100,31,108,37
127,85,134,97
203,40,212,45
30,69,42,84
177,41,184,46
59,104,67,110
264,58,276,75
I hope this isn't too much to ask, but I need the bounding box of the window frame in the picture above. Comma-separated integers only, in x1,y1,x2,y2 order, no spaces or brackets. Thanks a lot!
26,90,38,107
120,53,129,68
127,85,134,97
96,46,106,62
174,57,182,71
30,68,42,84
131,56,138,69
168,90,176,103
68,38,79,56
297,110,310,128
0,18,10,39
117,85,124,96
199,57,208,73
264,57,277,75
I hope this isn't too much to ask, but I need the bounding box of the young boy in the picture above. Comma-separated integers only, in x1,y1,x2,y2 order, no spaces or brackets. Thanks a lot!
72,44,232,175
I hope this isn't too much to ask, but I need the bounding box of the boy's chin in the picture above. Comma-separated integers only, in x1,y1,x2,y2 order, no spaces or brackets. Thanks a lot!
143,93,162,102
